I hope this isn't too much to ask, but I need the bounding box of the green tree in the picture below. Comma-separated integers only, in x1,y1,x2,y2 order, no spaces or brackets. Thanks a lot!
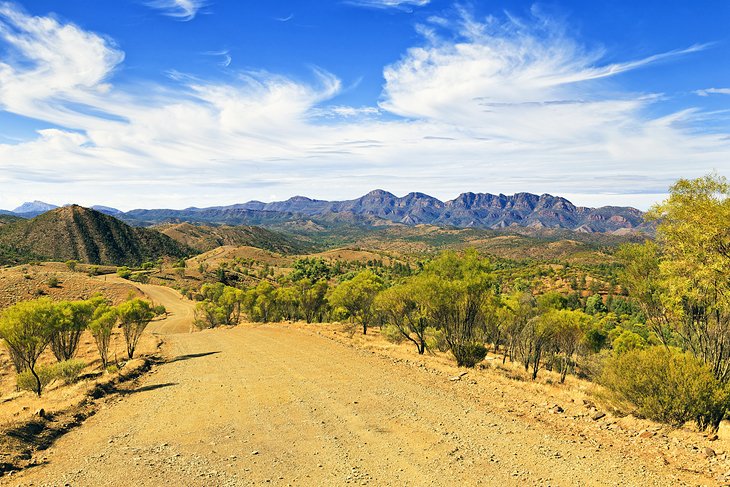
375,278,430,354
88,303,118,367
296,279,328,323
329,270,384,335
0,299,60,396
420,250,494,367
194,283,245,328
50,297,103,361
117,298,155,359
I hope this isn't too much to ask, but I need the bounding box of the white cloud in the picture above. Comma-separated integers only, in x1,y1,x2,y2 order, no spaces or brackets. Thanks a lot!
696,88,730,96
0,4,727,212
145,0,207,21
345,0,430,11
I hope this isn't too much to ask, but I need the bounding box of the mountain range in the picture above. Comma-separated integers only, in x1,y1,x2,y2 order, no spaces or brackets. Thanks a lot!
1,191,651,234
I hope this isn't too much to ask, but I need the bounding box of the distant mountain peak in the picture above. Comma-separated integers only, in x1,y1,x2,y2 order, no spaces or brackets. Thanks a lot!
12,200,58,216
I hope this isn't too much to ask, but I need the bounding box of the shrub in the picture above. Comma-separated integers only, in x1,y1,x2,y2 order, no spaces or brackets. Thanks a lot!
380,324,405,344
55,359,86,384
600,346,730,431
47,276,60,288
425,326,449,352
451,343,488,368
117,267,132,279
17,364,57,394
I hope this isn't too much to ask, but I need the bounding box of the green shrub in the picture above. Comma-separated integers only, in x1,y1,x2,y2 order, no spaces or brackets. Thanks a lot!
117,267,132,279
425,326,449,352
451,343,488,368
106,364,119,374
380,324,405,344
16,365,57,394
47,276,60,288
55,359,87,384
600,346,729,431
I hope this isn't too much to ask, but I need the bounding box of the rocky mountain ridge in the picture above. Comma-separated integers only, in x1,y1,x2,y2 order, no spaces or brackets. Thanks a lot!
4,191,651,234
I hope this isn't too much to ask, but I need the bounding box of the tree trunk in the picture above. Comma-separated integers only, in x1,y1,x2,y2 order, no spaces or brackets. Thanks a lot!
30,365,42,397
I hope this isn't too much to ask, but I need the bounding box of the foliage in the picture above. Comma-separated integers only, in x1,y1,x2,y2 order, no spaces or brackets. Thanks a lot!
50,297,103,362
54,359,87,384
117,298,155,359
328,270,384,335
419,250,494,366
89,303,118,367
16,364,57,394
0,298,59,396
375,279,430,353
601,346,730,431
194,283,245,328
117,267,132,279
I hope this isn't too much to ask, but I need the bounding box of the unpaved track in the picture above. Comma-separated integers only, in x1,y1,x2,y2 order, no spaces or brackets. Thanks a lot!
3,285,713,486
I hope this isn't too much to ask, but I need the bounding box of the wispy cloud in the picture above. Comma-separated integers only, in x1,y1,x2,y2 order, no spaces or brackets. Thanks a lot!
345,0,430,11
275,14,294,22
696,87,730,96
204,49,231,67
0,3,726,211
144,0,207,21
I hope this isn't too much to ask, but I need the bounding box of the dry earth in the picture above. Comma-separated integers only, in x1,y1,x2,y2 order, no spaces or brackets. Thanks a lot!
1,282,728,486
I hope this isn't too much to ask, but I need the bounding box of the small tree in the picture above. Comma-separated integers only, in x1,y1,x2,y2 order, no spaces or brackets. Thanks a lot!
50,297,103,361
0,299,60,396
297,278,328,323
65,260,78,272
375,279,430,354
328,270,383,335
421,250,494,367
117,298,155,359
88,304,118,367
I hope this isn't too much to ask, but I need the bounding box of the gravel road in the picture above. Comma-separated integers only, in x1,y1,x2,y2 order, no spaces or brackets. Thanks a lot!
3,284,717,486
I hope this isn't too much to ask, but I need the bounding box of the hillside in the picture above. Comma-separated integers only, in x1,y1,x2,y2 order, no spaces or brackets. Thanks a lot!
156,222,314,254
0,206,193,266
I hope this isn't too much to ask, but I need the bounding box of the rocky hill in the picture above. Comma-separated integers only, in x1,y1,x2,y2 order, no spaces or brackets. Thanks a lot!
120,191,649,234
156,222,314,254
0,206,193,266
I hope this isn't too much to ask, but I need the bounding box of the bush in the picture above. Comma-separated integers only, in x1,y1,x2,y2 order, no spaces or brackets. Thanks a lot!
47,276,60,288
117,267,132,279
16,365,57,394
600,346,729,431
380,324,405,344
425,326,449,352
55,359,86,384
451,343,488,368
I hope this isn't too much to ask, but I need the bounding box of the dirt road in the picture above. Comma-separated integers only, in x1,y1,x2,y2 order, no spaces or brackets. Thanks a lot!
3,285,718,486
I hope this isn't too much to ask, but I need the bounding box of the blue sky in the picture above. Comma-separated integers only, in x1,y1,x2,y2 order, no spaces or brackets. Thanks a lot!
0,0,728,210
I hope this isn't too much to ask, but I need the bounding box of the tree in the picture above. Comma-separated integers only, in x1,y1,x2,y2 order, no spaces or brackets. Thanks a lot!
546,309,593,382
194,283,245,328
375,279,430,354
420,250,494,367
329,270,384,335
0,299,60,396
296,278,328,323
117,299,155,359
88,303,118,367
244,281,277,322
50,297,103,361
